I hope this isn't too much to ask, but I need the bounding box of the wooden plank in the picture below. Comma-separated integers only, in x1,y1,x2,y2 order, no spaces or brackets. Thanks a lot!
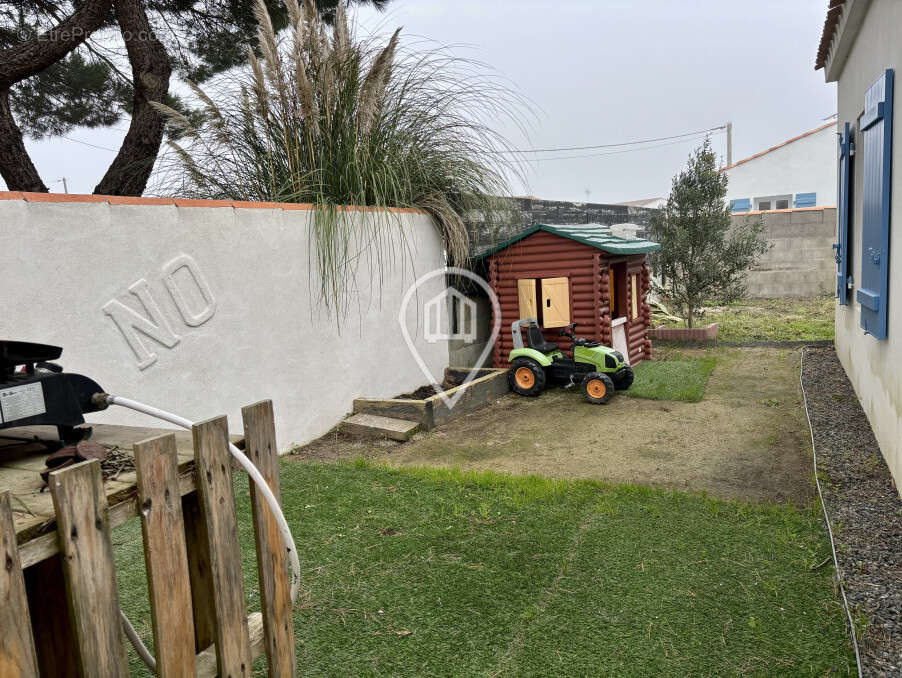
23,555,79,677
134,435,196,677
0,492,39,678
242,401,296,678
183,491,217,653
48,460,128,677
193,416,252,677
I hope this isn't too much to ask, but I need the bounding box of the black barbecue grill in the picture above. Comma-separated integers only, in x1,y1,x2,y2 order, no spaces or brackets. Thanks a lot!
0,340,107,446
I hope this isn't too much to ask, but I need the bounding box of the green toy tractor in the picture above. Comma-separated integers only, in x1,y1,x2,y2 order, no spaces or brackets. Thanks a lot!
507,318,634,404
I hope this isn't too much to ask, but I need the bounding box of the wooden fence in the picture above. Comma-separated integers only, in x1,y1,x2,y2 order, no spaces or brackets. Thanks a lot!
0,400,296,677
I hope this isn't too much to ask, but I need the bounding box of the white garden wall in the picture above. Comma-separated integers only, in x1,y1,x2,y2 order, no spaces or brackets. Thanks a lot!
1,194,449,448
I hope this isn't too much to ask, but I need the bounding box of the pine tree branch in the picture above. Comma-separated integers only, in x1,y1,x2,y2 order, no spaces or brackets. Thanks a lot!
0,0,112,89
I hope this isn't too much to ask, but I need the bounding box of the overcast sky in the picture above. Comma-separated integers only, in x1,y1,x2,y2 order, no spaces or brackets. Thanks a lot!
5,0,835,203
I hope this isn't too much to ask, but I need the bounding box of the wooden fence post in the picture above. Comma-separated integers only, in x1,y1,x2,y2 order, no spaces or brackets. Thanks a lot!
49,460,128,677
193,416,253,677
242,400,296,678
135,434,197,677
0,492,39,678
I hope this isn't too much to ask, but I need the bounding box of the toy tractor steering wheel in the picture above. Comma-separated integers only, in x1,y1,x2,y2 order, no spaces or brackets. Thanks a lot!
557,322,578,339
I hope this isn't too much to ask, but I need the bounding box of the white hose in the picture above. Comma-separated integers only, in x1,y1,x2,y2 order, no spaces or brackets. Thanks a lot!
102,394,300,673
799,348,862,678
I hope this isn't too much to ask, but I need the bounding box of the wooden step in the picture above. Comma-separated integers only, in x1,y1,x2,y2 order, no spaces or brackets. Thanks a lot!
342,413,420,441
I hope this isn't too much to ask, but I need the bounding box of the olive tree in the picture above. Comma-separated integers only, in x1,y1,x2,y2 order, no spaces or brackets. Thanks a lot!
649,139,770,328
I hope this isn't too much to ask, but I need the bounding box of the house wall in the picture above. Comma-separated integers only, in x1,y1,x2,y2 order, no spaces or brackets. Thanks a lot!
831,0,902,491
730,207,836,297
0,193,449,449
725,123,837,209
487,231,652,366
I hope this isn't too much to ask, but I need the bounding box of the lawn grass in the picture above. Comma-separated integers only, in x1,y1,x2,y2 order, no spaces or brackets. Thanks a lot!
657,296,835,342
627,357,717,402
114,461,853,676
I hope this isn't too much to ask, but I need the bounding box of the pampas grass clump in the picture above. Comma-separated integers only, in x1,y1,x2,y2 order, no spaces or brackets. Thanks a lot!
153,0,524,315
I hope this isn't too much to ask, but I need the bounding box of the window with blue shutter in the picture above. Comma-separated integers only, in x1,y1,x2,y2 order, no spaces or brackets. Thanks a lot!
730,198,751,213
794,192,816,208
857,68,894,339
835,123,853,304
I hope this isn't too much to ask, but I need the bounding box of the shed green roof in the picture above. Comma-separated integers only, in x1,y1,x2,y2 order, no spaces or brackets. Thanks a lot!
475,223,660,259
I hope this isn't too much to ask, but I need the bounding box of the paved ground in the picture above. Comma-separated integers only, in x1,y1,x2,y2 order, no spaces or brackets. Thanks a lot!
291,346,814,505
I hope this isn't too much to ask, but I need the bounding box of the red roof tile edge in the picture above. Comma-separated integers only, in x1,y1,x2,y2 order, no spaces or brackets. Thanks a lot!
815,0,846,71
0,191,424,214
721,121,837,171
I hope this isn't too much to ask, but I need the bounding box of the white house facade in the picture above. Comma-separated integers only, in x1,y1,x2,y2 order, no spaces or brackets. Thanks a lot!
725,122,837,213
818,0,902,492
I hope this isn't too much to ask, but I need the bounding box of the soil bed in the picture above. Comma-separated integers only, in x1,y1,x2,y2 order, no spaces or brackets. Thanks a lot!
293,347,814,505
802,347,902,676
394,375,463,400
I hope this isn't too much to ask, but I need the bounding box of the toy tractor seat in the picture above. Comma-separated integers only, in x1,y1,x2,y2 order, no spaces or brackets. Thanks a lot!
526,324,558,353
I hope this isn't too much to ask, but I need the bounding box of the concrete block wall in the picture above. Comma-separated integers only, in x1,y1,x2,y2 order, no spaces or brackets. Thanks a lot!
731,206,836,298
1,192,449,448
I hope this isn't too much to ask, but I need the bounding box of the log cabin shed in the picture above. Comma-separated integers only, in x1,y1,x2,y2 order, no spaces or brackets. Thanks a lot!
477,223,661,367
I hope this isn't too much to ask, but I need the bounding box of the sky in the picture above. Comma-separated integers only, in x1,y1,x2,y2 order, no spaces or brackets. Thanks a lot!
5,0,836,204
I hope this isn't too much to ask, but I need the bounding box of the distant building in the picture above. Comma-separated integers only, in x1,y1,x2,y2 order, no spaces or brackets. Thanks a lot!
724,122,837,213
817,0,902,490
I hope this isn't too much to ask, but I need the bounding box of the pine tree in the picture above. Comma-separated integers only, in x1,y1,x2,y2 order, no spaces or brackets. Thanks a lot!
0,0,390,195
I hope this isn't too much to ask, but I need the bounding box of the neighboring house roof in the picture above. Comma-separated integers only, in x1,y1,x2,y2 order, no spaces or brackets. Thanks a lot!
475,223,660,260
721,121,836,171
815,0,846,70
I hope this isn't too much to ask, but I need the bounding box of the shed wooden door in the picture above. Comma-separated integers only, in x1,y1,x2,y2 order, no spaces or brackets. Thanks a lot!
541,277,570,328
517,279,537,320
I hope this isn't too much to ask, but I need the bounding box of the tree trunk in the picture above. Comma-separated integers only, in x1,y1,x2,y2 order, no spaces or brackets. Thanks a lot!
0,89,47,192
0,0,113,191
686,303,694,329
93,0,171,196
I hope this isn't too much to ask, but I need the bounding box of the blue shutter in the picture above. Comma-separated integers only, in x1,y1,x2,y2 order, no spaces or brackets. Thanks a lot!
794,192,817,208
857,69,894,339
730,198,751,213
835,123,853,304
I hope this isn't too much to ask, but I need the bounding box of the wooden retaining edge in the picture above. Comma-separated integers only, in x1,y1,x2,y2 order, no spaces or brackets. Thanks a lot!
353,368,509,430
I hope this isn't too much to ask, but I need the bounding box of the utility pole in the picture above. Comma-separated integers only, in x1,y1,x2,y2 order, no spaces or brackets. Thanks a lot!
61,177,68,194
726,122,733,166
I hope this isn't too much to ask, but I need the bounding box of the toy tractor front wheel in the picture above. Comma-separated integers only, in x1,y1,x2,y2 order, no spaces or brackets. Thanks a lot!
509,358,547,397
582,372,614,404
612,366,635,391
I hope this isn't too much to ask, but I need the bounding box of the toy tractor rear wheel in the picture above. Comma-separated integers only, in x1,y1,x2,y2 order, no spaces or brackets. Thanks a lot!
582,372,614,404
612,366,635,390
509,358,546,397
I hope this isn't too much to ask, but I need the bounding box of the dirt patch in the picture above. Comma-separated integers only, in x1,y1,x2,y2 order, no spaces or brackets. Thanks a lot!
290,347,814,505
393,375,464,400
